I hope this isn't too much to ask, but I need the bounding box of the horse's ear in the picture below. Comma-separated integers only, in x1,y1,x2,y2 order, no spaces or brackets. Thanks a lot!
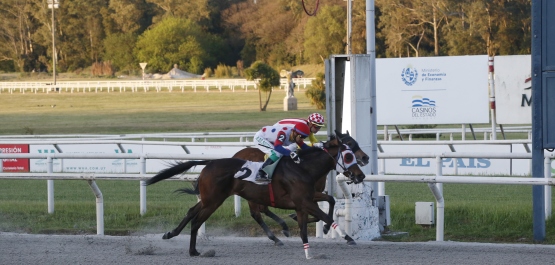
346,130,350,136
334,129,342,136
329,134,336,140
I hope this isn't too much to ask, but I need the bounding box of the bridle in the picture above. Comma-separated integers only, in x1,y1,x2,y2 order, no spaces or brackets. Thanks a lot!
322,141,357,183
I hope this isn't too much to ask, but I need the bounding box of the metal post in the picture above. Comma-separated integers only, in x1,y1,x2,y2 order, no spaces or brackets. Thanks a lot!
347,0,352,54
140,156,147,215
489,57,497,140
47,156,54,214
49,1,58,90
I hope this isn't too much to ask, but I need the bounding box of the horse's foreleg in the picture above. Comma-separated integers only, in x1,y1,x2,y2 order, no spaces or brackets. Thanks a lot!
261,206,290,237
294,210,312,259
304,201,356,246
289,193,335,234
163,202,202,240
248,202,284,246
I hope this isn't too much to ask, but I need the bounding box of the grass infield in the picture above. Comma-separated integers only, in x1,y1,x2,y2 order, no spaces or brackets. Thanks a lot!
0,86,553,243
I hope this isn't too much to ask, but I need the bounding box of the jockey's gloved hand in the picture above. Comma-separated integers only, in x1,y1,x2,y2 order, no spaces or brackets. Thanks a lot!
290,151,301,164
313,142,324,148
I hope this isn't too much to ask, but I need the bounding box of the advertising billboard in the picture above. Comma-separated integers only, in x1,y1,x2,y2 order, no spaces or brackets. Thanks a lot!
376,55,490,125
493,55,532,124
0,144,30,172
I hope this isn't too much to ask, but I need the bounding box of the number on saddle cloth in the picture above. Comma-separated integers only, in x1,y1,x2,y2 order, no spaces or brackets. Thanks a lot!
233,157,283,183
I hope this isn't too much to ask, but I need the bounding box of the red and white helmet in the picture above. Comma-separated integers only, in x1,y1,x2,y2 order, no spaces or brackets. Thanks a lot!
293,123,311,137
308,113,325,127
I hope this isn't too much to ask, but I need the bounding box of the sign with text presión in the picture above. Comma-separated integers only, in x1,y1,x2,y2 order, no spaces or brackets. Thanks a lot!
0,144,30,172
376,55,490,125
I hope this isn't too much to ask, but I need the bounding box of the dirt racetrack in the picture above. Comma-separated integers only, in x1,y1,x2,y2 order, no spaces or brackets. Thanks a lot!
1,232,554,265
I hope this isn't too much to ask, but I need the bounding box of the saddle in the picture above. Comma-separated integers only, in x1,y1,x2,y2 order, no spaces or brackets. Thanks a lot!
261,156,282,179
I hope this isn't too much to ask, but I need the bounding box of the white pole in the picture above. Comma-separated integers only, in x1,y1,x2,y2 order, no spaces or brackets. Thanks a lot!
47,156,54,214
367,0,378,193
234,195,241,217
88,180,104,235
433,156,444,241
544,157,552,219
489,57,497,140
140,156,147,215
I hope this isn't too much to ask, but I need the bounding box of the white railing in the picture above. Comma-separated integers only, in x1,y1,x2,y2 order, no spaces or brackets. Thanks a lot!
0,78,315,94
0,152,227,236
333,152,554,242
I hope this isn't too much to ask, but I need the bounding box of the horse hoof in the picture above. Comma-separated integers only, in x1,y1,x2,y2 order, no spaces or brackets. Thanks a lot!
190,250,201,256
282,230,290,237
275,241,284,246
323,227,330,235
347,240,357,246
200,249,216,257
288,213,297,221
162,232,172,240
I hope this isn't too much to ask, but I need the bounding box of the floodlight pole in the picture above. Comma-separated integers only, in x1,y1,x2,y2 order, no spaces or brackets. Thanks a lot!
49,1,58,88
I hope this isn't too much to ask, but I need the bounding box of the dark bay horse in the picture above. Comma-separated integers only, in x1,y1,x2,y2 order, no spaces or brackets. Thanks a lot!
145,137,365,259
232,130,369,245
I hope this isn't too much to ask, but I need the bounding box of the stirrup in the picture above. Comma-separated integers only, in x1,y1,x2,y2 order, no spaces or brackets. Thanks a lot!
255,171,270,183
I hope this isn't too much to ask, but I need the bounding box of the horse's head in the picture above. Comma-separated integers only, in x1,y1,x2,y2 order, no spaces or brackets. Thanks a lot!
334,129,370,166
335,144,365,184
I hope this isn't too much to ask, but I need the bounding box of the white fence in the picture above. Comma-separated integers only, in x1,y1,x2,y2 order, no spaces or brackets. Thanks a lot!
0,78,315,94
2,150,554,239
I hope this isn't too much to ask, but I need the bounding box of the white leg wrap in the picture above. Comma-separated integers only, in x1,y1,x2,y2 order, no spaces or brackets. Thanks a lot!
331,222,347,238
304,243,313,259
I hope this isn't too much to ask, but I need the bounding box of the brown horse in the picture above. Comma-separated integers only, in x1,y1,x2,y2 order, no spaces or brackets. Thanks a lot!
145,136,365,259
232,130,369,245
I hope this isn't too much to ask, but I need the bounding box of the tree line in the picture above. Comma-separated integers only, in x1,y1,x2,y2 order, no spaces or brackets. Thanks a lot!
0,0,531,75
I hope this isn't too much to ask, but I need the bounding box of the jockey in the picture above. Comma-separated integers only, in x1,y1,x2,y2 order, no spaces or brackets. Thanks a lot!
273,113,325,146
253,122,311,183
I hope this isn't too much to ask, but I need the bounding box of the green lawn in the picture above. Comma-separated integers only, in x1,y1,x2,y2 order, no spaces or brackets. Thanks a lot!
0,86,553,244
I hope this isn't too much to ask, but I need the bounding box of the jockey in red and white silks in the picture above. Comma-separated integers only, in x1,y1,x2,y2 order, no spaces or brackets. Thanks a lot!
253,123,310,159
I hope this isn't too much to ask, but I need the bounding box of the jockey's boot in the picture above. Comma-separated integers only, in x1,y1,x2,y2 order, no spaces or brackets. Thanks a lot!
256,158,274,184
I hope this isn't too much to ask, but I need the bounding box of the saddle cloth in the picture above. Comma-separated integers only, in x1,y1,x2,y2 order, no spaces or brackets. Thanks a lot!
233,161,266,185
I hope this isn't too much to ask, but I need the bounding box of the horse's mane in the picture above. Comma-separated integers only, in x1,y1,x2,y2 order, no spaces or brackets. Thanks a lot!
297,146,325,157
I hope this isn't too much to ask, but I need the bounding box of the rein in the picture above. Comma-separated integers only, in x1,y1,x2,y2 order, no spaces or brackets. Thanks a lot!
322,144,350,176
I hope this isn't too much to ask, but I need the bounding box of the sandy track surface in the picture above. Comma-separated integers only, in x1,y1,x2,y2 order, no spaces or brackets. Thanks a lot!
1,232,554,265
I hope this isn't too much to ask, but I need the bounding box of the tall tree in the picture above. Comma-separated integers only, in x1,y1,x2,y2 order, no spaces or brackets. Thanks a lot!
56,0,109,70
0,0,36,71
245,61,280,111
134,16,225,73
103,0,151,35
303,5,346,63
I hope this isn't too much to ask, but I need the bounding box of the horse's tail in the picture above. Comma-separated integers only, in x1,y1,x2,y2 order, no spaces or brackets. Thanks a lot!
145,160,209,186
174,181,199,195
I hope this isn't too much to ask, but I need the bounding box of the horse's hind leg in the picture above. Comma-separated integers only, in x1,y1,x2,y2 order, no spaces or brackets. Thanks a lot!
289,193,334,234
188,203,222,256
316,193,335,234
163,202,201,240
260,205,290,237
248,202,285,246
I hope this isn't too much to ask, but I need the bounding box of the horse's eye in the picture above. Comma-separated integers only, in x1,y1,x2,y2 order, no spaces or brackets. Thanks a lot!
344,153,354,164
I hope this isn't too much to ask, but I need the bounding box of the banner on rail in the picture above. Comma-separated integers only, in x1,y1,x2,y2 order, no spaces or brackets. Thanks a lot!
493,55,532,125
376,55,490,125
0,144,29,172
380,143,537,176
29,144,244,174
